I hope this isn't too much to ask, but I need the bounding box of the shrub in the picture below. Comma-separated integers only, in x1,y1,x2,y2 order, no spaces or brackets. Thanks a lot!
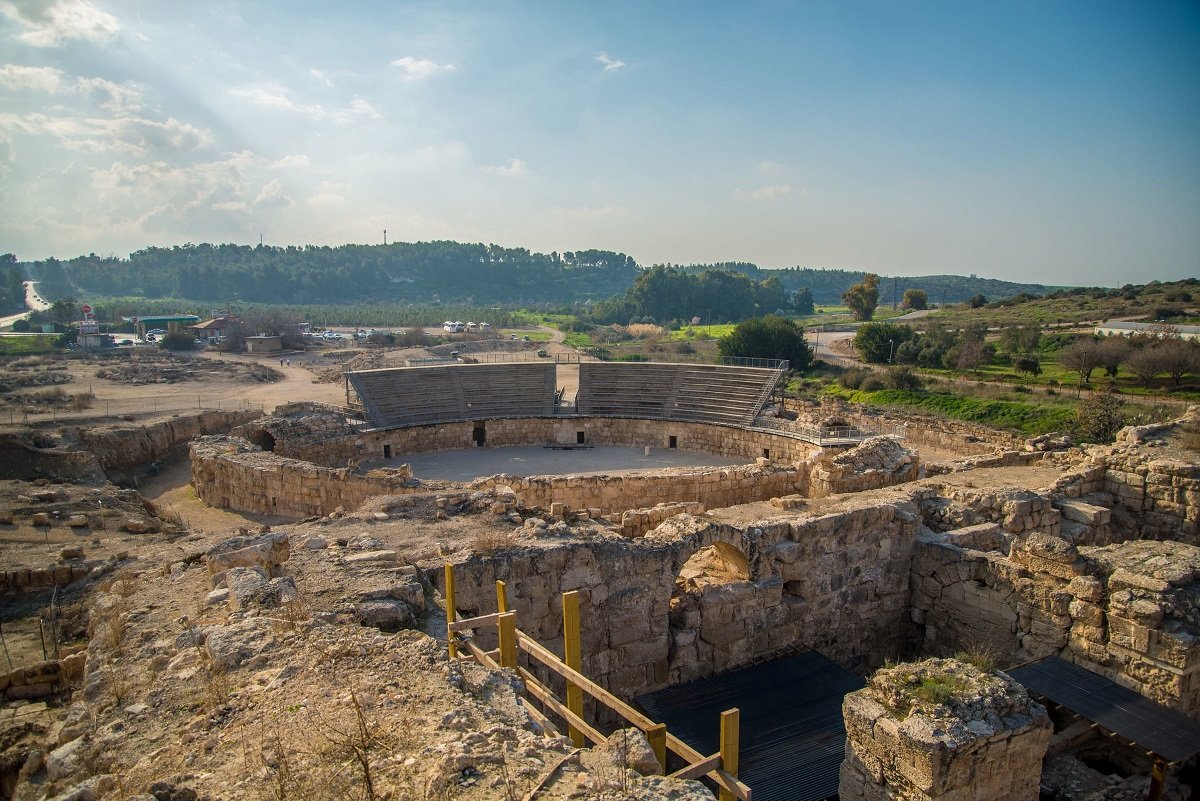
159,331,195,351
886,366,923,391
860,376,887,391
840,367,872,390
1072,387,1125,444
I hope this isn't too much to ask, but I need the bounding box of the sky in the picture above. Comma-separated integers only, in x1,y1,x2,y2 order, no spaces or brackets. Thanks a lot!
0,0,1197,287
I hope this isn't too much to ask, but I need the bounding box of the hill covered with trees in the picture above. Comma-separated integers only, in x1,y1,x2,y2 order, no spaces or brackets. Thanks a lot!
21,242,639,306
674,263,1049,305
17,240,1052,311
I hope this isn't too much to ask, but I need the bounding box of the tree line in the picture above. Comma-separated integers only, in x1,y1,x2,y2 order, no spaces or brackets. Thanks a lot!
585,266,813,325
0,254,25,314
19,242,640,306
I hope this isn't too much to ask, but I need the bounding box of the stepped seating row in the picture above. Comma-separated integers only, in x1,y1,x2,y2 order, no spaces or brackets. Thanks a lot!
348,363,556,429
575,362,780,425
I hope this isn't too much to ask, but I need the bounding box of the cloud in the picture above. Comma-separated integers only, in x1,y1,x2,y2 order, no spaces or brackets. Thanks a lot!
307,181,350,206
0,64,66,92
480,158,527,177
309,68,334,87
737,184,792,200
0,64,143,111
391,56,457,81
0,112,212,156
230,84,381,124
271,154,310,169
551,204,625,221
756,160,785,173
596,52,625,72
1,0,120,47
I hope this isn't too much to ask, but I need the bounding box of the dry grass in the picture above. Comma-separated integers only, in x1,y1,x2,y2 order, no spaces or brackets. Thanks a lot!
624,323,665,339
470,529,515,555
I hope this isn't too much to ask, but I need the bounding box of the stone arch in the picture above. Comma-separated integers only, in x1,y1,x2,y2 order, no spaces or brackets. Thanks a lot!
248,429,276,452
667,540,754,683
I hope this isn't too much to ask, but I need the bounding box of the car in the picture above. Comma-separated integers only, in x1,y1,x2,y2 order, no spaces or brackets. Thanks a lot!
522,335,530,341
117,338,133,346
510,334,518,340
145,334,156,342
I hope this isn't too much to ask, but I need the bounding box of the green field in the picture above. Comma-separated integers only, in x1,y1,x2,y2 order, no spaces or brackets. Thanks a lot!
0,335,59,355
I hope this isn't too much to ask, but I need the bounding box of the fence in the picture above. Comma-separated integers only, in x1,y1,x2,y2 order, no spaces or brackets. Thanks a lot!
3,396,265,425
444,564,751,800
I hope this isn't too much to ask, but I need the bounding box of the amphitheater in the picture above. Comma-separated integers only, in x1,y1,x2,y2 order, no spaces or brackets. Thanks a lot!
3,359,1199,801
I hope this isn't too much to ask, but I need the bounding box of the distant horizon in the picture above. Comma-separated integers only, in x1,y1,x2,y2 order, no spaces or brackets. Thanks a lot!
2,2,1197,286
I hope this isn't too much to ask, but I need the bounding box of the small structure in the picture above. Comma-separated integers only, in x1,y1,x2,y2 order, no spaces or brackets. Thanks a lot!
125,314,201,340
245,335,282,354
75,304,111,349
1094,320,1200,341
191,314,241,343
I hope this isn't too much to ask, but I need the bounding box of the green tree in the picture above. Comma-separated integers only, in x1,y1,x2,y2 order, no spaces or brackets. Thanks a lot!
1059,338,1102,385
1073,386,1125,444
852,322,914,364
1096,337,1131,378
967,294,988,308
901,288,928,310
717,315,813,371
1013,355,1041,379
842,273,880,321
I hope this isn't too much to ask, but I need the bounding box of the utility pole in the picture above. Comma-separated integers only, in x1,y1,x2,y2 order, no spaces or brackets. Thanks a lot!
892,276,898,311
383,229,387,246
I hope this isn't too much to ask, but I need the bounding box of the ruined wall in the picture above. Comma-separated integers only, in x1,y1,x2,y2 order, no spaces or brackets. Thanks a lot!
912,532,1200,715
439,499,922,697
189,436,423,518
470,464,808,516
840,659,1051,801
1099,449,1200,544
78,409,263,478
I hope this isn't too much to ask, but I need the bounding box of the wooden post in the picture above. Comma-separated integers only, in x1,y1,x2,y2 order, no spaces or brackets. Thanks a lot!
1147,755,1167,801
444,563,458,659
496,580,508,614
498,611,517,669
562,590,585,747
719,708,740,801
646,722,667,774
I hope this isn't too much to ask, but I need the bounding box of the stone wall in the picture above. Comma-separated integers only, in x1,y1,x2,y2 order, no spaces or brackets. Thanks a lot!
1099,448,1200,544
840,658,1051,801
438,498,922,697
0,652,85,701
912,531,1200,715
470,464,808,516
78,409,263,479
189,436,422,518
0,562,100,593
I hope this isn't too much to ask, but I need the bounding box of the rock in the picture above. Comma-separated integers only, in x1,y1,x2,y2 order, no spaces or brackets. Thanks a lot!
586,727,663,776
301,535,328,550
204,617,278,669
225,567,297,611
355,600,416,631
31,512,50,526
205,531,290,578
45,736,87,781
122,518,158,534
59,546,85,560
344,550,398,564
66,515,89,528
45,774,115,801
348,534,383,550
204,588,230,607
148,781,199,801
358,574,425,609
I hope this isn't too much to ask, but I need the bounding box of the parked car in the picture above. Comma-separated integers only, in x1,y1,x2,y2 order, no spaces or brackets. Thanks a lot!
117,338,133,346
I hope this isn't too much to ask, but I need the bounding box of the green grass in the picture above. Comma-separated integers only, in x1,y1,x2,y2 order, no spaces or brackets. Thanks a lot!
0,335,59,355
667,323,735,341
826,386,1077,436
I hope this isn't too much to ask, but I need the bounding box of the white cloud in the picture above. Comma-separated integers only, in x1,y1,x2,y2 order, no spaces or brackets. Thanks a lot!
756,160,785,173
737,184,792,200
271,154,310,169
0,64,67,92
481,158,527,178
0,112,212,156
309,68,334,87
230,85,381,124
307,181,350,206
1,0,120,47
0,64,142,111
391,56,457,81
596,52,625,72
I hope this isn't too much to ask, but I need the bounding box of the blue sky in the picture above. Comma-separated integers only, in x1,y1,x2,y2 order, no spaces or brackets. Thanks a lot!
0,0,1196,286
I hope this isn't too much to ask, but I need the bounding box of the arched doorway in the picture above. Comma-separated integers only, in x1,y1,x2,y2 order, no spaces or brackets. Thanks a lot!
248,429,276,452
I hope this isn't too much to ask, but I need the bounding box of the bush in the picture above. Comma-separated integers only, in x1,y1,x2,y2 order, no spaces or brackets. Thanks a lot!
11,318,31,332
159,331,195,351
840,367,872,390
860,376,887,391
886,366,923,391
1072,387,1125,444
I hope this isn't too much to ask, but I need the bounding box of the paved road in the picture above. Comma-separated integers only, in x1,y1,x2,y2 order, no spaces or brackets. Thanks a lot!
0,282,52,329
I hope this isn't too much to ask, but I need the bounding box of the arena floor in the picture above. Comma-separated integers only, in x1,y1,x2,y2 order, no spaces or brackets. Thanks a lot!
374,445,747,481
